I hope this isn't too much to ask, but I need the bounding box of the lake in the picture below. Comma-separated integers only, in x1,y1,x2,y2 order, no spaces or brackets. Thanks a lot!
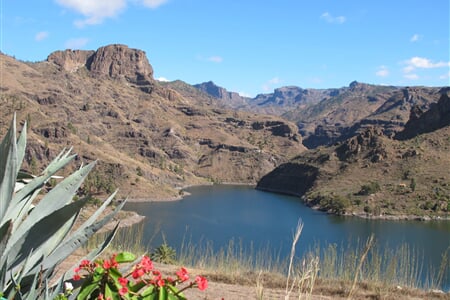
123,184,450,290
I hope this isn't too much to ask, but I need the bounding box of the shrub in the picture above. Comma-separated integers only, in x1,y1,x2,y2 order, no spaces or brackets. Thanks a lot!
151,243,177,264
319,194,351,214
358,181,381,195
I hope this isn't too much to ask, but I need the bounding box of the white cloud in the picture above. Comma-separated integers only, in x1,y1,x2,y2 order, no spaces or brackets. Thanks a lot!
439,71,450,80
207,56,223,63
55,0,126,27
55,0,169,26
403,56,450,73
404,73,419,80
410,34,422,42
35,31,49,41
262,77,281,91
375,65,389,77
320,12,346,24
64,38,89,49
238,91,252,98
156,76,170,82
139,0,169,9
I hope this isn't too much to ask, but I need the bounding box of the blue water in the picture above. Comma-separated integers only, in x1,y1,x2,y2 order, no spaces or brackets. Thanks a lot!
124,184,450,290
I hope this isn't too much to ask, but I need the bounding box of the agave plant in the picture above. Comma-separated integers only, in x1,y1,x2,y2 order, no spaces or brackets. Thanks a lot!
0,114,126,299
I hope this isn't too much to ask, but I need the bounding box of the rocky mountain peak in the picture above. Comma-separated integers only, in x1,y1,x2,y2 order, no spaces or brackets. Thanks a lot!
194,81,226,98
89,44,153,83
47,49,95,73
47,44,153,88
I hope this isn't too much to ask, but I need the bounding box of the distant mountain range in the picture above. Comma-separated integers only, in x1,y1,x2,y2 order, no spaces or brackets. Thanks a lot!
186,81,443,148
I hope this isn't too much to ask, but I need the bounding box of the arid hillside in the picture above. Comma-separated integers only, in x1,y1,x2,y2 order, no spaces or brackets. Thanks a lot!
257,91,450,219
0,45,305,200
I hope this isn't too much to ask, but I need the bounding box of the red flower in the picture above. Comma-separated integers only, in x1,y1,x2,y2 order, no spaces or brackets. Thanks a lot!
195,276,208,291
141,255,153,272
119,287,128,296
80,259,90,267
103,260,112,270
176,267,189,282
72,274,81,281
132,268,145,279
118,277,128,287
156,278,165,287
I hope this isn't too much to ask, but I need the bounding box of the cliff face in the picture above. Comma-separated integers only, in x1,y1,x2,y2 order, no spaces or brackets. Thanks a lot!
256,162,319,196
47,49,95,73
47,44,154,91
396,89,450,140
193,81,249,108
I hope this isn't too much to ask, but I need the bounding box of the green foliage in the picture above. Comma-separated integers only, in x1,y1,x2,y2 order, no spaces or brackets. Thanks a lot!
136,166,143,177
83,170,116,194
358,181,381,195
67,122,77,134
410,178,416,191
151,243,177,264
70,252,207,300
318,194,351,214
0,114,125,299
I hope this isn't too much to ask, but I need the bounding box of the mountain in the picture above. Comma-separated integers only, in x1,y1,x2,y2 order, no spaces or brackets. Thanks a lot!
190,81,443,149
256,88,450,219
0,44,305,200
193,81,250,108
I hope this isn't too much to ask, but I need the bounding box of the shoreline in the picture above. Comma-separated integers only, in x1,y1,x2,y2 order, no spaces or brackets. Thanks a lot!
126,182,256,203
257,186,450,222
121,184,449,222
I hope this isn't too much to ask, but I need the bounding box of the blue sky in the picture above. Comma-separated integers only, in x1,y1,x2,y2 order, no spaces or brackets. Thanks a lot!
1,0,449,97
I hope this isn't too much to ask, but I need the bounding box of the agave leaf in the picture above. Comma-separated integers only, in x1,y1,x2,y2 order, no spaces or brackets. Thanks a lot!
4,152,78,229
16,121,27,177
5,189,40,231
11,153,77,208
60,222,120,284
0,114,18,221
15,210,79,280
75,190,118,234
7,198,88,271
5,163,95,256
0,220,13,270
41,199,126,274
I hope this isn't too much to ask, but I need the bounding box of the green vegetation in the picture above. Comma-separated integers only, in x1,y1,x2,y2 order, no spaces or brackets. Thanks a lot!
358,181,381,195
0,115,124,299
151,242,177,264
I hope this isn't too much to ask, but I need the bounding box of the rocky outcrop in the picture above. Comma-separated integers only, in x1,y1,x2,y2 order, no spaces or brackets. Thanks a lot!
396,89,450,140
89,44,153,83
256,162,319,196
47,49,95,73
47,44,154,92
251,120,300,140
335,127,386,162
194,81,249,107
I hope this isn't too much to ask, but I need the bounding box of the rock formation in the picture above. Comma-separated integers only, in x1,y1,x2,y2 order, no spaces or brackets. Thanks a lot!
47,44,154,92
396,88,450,140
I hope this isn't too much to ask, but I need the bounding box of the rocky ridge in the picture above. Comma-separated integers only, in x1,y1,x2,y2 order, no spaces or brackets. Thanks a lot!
0,45,305,200
257,93,450,219
189,81,443,148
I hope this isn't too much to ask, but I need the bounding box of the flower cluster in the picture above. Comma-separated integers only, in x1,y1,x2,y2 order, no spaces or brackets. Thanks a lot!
71,252,208,299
